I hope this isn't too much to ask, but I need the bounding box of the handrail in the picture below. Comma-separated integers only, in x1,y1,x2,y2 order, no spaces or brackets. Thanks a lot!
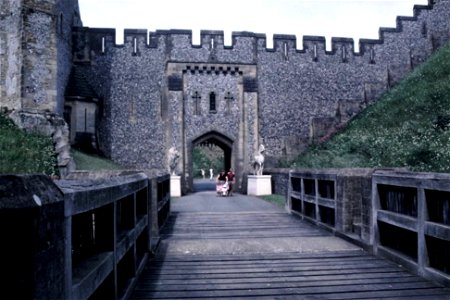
287,168,450,287
0,172,171,300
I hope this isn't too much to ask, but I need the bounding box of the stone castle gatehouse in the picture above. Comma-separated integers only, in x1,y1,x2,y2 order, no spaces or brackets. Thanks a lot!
1,0,449,192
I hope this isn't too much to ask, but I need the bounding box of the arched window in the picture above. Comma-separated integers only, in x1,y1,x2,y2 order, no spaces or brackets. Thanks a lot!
209,92,216,112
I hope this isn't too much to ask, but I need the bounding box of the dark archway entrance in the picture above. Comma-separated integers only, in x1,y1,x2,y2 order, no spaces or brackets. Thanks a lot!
190,131,233,191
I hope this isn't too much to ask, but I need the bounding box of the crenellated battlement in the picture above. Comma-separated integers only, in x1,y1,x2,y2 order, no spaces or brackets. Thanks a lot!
76,27,379,64
78,0,445,58
75,0,449,69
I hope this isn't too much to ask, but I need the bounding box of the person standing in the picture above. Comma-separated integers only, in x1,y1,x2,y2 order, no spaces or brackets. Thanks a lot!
227,168,235,196
201,169,205,179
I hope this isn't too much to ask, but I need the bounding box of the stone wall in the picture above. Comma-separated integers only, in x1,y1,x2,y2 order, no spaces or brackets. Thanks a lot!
71,0,449,179
0,0,81,176
259,0,450,163
14,0,80,114
265,168,290,198
1,1,449,180
0,1,22,111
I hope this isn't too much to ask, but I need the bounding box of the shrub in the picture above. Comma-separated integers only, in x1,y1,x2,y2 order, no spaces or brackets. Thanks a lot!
0,113,58,175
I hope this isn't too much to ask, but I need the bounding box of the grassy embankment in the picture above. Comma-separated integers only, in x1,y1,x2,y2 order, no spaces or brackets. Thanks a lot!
0,113,120,175
287,42,450,173
0,114,58,175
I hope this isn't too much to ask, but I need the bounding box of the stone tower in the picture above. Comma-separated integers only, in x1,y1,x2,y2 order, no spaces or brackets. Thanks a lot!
0,0,82,175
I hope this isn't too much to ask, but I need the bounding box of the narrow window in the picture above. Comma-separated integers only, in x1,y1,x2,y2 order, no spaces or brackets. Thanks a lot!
283,42,288,60
133,37,137,54
59,13,64,35
421,22,427,38
313,44,318,62
101,37,105,54
211,38,215,50
209,92,216,112
342,46,347,63
370,47,375,64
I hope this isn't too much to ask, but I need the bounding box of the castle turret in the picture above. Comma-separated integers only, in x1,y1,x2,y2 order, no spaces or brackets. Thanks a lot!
0,0,82,176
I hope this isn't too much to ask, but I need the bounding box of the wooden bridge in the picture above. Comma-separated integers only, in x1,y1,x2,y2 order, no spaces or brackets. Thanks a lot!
2,172,450,299
131,186,450,299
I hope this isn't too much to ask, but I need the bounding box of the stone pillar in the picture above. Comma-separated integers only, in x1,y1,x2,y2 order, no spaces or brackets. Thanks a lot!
247,175,272,196
170,175,181,197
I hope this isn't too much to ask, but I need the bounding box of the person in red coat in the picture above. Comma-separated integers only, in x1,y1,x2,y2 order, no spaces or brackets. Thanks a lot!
226,168,235,196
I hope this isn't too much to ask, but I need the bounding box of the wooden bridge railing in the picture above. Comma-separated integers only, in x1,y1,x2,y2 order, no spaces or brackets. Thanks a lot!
0,171,171,300
373,170,450,287
286,168,450,287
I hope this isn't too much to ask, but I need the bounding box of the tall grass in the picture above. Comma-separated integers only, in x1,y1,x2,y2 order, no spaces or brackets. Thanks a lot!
0,111,122,174
0,113,58,175
289,42,450,172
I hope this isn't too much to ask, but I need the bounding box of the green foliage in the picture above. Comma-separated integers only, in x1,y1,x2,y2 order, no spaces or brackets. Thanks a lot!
192,146,224,178
0,113,58,175
289,42,450,173
71,149,121,170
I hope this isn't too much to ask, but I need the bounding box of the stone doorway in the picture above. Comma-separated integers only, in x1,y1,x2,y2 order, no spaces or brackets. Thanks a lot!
188,131,233,192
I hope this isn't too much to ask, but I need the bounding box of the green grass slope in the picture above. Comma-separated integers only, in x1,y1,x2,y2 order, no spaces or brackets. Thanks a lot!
0,113,121,175
289,42,450,173
71,149,121,171
0,113,58,175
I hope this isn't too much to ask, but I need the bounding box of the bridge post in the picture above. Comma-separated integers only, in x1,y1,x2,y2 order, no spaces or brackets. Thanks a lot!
0,175,66,299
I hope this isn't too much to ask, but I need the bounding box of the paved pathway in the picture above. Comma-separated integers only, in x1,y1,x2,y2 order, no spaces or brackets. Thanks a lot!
131,181,450,299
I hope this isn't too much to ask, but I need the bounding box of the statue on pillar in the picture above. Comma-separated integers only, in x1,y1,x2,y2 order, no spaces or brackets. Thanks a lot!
168,147,180,175
252,144,265,176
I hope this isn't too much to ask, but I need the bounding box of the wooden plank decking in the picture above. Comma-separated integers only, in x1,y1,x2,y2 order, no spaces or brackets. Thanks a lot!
131,193,450,299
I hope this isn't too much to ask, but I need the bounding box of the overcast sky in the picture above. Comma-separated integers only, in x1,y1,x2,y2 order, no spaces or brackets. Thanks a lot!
78,0,429,51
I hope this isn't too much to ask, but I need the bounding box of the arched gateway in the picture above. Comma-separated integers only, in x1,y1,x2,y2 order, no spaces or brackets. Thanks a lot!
189,131,233,188
166,62,260,193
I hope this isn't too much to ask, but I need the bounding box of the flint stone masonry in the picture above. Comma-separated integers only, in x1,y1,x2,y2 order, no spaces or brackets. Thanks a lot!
68,0,450,193
1,0,450,189
1,0,80,114
265,168,290,198
0,0,81,176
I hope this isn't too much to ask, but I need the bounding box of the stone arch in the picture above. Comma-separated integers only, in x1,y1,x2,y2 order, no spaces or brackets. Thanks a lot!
187,131,234,192
192,130,233,172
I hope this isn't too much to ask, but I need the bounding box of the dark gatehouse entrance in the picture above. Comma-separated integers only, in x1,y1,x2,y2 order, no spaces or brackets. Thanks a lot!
190,131,233,191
